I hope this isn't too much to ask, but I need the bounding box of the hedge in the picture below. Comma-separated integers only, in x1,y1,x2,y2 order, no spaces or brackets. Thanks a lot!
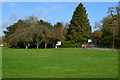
60,41,82,48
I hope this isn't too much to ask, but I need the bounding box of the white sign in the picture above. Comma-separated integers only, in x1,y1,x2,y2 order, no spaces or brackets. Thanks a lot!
55,41,61,48
56,41,61,46
88,39,92,43
0,44,3,47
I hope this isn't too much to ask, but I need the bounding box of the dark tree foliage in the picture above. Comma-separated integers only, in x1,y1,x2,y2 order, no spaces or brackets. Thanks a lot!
3,20,22,43
67,3,91,43
101,15,120,48
42,22,65,48
102,6,120,48
91,30,103,45
3,16,66,49
94,14,120,48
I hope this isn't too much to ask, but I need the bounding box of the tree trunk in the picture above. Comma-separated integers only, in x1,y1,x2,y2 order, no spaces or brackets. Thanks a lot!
26,45,28,49
112,29,115,49
37,45,39,49
15,42,18,48
45,43,47,49
53,44,55,48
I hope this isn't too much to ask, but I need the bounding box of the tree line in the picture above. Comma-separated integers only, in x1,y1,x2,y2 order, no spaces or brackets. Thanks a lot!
2,3,119,49
92,7,120,48
3,3,91,49
3,16,66,49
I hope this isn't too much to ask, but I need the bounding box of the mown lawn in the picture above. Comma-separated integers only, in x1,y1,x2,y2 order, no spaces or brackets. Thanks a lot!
0,47,2,79
2,48,118,78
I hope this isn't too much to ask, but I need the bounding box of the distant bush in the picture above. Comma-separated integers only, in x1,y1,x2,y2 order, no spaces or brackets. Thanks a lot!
60,41,82,48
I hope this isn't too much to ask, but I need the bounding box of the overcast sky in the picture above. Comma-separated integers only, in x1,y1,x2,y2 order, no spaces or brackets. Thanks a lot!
1,2,118,36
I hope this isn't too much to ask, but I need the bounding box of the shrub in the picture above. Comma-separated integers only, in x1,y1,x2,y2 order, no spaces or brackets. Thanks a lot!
60,41,82,48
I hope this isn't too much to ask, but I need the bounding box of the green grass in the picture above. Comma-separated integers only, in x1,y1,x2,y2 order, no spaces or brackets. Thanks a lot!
2,48,118,78
0,47,2,79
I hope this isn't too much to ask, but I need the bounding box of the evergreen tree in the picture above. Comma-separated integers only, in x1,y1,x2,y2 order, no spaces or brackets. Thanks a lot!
67,3,91,43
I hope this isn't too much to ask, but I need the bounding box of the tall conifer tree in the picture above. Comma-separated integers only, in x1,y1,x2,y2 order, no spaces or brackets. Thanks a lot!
67,3,91,43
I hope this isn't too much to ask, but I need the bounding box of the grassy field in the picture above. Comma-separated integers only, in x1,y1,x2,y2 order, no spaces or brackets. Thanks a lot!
0,47,2,79
2,48,118,78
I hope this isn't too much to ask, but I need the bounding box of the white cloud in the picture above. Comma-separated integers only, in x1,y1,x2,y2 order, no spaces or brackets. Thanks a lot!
9,12,19,22
2,2,19,8
2,2,19,32
34,5,65,21
9,3,19,8
51,5,64,11
2,12,19,31
36,6,47,14
34,6,48,20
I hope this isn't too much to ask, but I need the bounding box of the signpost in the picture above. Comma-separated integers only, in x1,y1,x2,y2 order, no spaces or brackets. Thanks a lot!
55,41,61,48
